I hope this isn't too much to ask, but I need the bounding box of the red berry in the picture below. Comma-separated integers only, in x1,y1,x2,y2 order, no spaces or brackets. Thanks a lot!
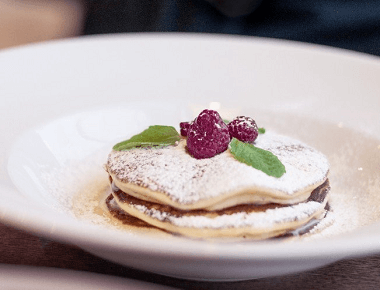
180,122,191,137
187,109,230,159
228,116,258,143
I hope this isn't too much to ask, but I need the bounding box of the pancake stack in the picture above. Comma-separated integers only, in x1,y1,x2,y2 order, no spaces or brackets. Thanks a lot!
104,131,331,240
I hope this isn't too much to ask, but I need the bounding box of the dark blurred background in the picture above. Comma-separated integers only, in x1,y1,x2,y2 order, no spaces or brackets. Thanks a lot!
1,0,380,56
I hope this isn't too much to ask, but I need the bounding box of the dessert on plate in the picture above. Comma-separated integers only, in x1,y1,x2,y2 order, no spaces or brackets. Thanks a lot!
103,109,331,239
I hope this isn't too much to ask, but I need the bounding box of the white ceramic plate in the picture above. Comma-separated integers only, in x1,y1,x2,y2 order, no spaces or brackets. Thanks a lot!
1,34,380,281
0,264,176,290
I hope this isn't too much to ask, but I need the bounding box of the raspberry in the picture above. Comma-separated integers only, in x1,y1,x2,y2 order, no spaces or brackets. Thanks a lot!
180,122,191,137
186,109,230,159
228,116,258,143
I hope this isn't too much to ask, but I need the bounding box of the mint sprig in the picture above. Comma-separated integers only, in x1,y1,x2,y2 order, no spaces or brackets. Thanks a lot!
229,138,286,178
113,125,181,151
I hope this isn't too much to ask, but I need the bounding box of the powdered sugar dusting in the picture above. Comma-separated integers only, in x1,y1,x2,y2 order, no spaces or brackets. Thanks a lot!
106,132,329,205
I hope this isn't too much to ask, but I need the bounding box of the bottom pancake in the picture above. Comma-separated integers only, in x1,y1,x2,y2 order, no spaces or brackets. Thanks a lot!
105,180,331,240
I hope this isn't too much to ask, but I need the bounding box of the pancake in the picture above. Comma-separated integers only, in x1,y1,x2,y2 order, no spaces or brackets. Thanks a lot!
106,179,330,239
104,131,332,239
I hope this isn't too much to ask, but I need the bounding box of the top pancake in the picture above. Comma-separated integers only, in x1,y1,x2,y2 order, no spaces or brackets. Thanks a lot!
105,131,329,210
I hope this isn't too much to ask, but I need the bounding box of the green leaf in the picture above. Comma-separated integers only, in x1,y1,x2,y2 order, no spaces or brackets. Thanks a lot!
223,119,230,124
258,127,266,134
229,138,286,178
113,125,181,151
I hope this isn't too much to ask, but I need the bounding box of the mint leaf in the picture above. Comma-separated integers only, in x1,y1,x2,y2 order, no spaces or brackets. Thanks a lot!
229,138,286,178
223,119,230,124
113,125,181,151
258,127,266,134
